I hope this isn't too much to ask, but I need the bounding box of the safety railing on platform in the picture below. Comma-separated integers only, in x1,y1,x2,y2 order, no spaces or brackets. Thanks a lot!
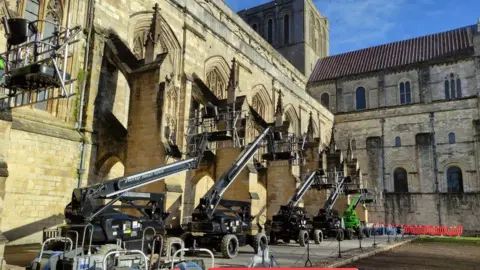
0,15,81,110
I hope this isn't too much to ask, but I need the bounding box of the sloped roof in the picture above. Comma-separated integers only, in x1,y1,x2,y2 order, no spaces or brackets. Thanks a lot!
308,25,476,84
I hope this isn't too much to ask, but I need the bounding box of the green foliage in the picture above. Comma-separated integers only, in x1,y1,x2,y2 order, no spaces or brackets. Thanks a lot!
72,70,88,123
416,236,480,245
77,70,87,85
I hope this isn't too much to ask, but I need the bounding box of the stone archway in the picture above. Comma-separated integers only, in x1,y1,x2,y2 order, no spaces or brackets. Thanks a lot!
128,10,182,76
96,154,125,207
103,161,125,182
121,8,183,177
251,84,273,122
193,175,215,210
204,55,230,100
95,154,125,183
284,104,299,135
183,172,215,223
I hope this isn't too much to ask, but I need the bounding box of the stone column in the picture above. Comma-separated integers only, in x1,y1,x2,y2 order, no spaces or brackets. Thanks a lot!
335,195,349,216
299,147,318,208
178,78,194,151
215,147,258,229
246,164,263,233
126,66,181,224
474,120,480,191
377,72,385,107
335,80,343,113
418,66,431,103
266,160,297,220
215,147,251,202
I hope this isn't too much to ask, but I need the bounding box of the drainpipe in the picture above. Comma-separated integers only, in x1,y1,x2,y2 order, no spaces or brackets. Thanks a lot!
380,118,386,192
430,112,442,225
380,118,387,222
76,0,95,188
379,71,387,223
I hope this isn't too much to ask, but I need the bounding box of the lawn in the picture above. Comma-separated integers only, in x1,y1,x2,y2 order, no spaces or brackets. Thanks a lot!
415,236,480,244
343,238,480,269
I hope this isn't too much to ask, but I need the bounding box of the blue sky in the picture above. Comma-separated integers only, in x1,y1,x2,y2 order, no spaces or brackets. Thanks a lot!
225,0,480,55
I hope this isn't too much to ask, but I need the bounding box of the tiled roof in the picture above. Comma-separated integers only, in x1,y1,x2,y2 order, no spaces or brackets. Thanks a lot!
308,25,476,83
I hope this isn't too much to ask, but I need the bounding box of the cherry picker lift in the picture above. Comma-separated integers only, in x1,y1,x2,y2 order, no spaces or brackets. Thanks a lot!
311,171,358,241
181,126,276,259
341,188,376,239
29,133,209,270
267,168,328,247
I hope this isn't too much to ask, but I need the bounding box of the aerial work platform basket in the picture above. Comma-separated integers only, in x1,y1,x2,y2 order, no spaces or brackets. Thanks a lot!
0,15,82,110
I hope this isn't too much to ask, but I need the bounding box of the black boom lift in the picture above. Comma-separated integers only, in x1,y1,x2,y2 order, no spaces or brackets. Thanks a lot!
182,126,275,259
311,172,356,241
267,168,328,247
60,132,209,254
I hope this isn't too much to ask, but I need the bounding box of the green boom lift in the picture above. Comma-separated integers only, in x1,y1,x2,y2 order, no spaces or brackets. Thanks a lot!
342,189,375,239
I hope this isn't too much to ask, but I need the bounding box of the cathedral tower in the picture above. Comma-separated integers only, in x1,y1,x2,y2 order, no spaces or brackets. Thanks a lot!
237,0,329,77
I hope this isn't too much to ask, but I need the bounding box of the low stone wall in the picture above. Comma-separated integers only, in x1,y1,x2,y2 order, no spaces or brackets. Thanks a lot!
379,192,480,232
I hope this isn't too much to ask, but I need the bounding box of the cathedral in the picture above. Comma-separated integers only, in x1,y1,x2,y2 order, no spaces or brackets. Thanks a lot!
0,0,478,251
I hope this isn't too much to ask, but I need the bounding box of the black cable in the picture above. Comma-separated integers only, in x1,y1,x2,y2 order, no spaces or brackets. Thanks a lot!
304,239,312,267
289,248,308,267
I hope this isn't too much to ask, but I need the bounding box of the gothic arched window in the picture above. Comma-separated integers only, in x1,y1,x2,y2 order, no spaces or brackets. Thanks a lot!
252,94,266,119
393,167,408,193
43,0,62,38
356,87,366,110
309,12,315,51
267,19,273,43
444,80,450,99
399,81,412,104
206,69,225,99
286,114,293,134
24,0,40,22
285,109,298,135
316,19,321,55
445,73,462,99
321,93,329,109
320,27,326,56
447,166,463,193
395,136,401,147
283,14,290,45
252,23,258,32
133,31,147,59
448,132,456,144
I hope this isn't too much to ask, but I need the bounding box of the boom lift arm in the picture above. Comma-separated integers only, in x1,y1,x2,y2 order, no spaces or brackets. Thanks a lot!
185,126,275,259
342,188,376,239
343,188,376,216
192,126,274,221
345,194,363,214
268,169,327,247
282,169,325,214
66,133,209,223
319,174,351,215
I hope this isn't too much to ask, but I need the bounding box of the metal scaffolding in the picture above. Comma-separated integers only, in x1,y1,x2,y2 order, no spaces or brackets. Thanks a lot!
186,104,247,157
0,16,81,110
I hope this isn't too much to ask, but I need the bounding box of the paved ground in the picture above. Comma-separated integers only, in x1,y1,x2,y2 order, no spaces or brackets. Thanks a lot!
182,235,407,268
4,244,38,269
4,235,407,269
343,241,480,270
